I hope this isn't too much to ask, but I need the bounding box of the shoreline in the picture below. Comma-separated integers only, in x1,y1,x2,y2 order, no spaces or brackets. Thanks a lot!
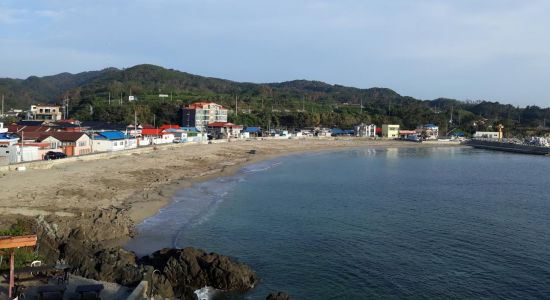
0,139,466,242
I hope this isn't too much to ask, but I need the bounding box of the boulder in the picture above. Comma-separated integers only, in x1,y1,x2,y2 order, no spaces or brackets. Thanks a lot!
142,247,258,299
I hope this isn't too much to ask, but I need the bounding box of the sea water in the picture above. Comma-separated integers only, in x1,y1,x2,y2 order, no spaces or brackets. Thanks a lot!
126,147,550,299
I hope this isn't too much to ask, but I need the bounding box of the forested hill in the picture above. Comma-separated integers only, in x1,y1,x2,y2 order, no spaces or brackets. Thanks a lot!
1,64,549,136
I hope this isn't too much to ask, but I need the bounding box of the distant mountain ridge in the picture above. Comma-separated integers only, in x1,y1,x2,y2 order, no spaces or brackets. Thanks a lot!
0,64,548,134
0,64,420,109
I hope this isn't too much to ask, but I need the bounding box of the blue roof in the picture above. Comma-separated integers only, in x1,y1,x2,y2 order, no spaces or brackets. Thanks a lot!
244,127,261,133
96,131,126,140
424,124,438,128
0,133,18,140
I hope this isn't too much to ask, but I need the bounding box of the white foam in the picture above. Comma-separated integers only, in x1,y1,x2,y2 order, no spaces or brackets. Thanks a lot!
194,286,219,300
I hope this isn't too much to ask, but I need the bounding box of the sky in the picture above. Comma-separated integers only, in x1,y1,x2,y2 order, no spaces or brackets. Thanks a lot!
1,0,549,107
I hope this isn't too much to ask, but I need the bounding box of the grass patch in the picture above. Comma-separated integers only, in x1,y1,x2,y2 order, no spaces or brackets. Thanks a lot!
0,220,43,272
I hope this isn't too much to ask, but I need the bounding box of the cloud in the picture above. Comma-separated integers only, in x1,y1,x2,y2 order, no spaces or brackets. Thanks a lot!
0,0,549,105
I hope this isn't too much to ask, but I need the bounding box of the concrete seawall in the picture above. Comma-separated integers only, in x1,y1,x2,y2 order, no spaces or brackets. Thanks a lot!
0,141,210,173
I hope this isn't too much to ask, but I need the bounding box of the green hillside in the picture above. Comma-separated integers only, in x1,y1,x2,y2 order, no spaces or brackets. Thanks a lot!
1,64,549,136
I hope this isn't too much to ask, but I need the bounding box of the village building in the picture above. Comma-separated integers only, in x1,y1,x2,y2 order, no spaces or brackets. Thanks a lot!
92,131,136,152
399,130,420,141
178,102,228,131
37,132,92,156
30,105,63,121
206,122,243,139
242,127,262,138
140,128,175,145
421,124,439,140
473,131,500,139
355,123,377,137
382,124,400,139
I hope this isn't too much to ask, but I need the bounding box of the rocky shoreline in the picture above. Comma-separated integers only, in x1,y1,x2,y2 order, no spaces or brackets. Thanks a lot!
2,208,258,299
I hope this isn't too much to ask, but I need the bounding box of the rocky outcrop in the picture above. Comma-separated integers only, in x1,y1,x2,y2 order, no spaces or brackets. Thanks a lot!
25,211,258,299
142,247,258,299
62,242,143,285
266,292,291,300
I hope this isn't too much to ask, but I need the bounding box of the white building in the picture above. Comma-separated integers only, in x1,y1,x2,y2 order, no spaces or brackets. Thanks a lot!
473,131,500,139
30,105,63,121
355,123,377,137
92,131,130,152
0,145,40,164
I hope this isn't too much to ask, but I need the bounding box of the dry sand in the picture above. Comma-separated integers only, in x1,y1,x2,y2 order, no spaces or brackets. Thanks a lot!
0,138,463,227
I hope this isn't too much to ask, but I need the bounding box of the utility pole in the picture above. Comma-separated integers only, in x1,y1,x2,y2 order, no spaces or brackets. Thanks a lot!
1,94,4,118
235,95,238,117
360,98,363,114
108,92,111,105
63,97,69,120
134,110,138,139
302,96,305,112
20,130,24,162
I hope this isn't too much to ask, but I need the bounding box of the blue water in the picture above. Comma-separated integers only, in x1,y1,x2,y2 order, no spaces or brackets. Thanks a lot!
126,147,550,299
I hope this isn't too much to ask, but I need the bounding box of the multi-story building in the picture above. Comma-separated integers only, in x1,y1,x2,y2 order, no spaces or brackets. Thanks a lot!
178,102,228,131
355,123,377,137
30,105,63,121
382,124,400,139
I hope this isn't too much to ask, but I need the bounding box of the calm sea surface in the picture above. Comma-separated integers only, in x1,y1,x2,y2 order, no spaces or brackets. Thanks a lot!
126,146,550,299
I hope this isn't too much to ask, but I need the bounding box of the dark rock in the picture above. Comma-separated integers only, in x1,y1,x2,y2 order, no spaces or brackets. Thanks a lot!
63,242,143,285
266,292,291,300
142,247,258,299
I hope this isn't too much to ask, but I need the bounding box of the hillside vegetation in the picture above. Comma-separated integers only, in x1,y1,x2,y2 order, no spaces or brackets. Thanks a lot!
1,64,549,136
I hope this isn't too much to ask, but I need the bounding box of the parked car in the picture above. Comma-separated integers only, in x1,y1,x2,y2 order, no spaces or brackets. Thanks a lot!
44,151,67,160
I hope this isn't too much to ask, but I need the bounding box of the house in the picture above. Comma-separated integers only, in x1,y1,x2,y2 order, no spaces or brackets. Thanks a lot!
37,132,92,156
421,124,439,140
382,124,400,139
178,102,228,131
243,127,262,137
0,132,19,147
206,122,243,139
92,131,136,152
30,105,63,121
141,128,175,145
17,120,47,126
399,130,420,141
79,121,128,132
355,123,377,137
166,127,208,143
0,142,40,164
331,128,353,136
473,131,499,139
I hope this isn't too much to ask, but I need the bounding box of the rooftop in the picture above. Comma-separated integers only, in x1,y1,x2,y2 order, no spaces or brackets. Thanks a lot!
207,122,242,128
95,131,126,140
186,102,225,109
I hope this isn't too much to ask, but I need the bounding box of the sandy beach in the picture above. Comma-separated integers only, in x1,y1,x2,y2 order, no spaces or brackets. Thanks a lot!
0,139,463,230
